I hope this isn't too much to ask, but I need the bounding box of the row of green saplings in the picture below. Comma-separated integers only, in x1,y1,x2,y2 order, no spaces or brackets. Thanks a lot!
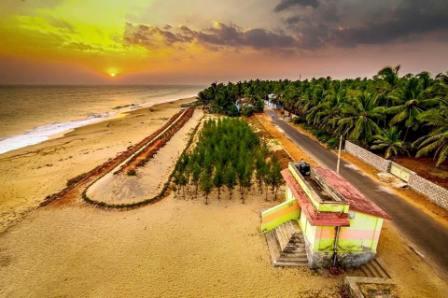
172,117,283,204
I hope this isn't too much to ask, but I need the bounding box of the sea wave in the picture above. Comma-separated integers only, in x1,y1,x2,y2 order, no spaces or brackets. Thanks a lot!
0,87,201,155
0,113,112,155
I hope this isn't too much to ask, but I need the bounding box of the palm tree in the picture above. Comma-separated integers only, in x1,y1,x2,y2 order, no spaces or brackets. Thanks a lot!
435,72,448,85
336,92,385,145
371,127,409,159
385,77,439,140
414,105,448,167
196,66,448,165
306,88,347,131
377,65,400,88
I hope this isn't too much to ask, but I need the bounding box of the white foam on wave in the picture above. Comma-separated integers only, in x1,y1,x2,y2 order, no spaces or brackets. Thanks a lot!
0,113,112,155
0,91,199,156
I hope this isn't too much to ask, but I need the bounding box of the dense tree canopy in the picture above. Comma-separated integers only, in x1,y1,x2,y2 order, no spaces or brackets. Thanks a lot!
173,118,282,204
198,67,448,166
198,81,265,116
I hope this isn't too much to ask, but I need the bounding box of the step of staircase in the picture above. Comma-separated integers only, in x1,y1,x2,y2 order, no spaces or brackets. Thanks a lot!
359,258,390,279
265,221,308,267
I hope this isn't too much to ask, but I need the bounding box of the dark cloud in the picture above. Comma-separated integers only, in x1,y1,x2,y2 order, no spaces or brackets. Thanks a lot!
124,22,298,50
125,0,448,52
274,0,319,12
334,1,448,45
124,23,190,47
281,0,448,48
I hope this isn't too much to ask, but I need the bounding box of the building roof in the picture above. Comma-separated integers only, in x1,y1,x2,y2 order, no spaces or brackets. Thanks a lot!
281,169,350,226
313,167,390,219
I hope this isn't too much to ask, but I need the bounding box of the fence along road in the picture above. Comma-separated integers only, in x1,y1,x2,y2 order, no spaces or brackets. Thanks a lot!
266,109,448,274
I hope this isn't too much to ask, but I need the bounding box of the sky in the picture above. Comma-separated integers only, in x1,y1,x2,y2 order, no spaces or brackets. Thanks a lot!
0,0,447,84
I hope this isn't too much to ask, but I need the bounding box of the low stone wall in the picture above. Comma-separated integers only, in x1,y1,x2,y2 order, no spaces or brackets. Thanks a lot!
345,141,448,211
390,162,414,183
408,174,448,210
345,141,391,172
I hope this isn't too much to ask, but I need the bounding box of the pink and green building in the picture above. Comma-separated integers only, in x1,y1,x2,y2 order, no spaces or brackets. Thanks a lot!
261,162,390,268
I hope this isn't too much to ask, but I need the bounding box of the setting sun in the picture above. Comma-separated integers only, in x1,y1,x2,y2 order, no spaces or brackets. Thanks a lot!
106,67,119,78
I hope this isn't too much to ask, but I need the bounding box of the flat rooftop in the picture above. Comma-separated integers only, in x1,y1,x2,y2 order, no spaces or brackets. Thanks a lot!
292,163,344,203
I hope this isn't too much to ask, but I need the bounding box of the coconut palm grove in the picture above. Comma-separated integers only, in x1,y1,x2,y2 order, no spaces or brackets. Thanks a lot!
198,66,448,167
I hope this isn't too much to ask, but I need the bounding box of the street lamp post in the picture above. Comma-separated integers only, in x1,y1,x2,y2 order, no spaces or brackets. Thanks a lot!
336,135,343,174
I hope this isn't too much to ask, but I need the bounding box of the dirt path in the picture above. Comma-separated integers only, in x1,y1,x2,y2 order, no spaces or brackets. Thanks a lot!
265,109,448,275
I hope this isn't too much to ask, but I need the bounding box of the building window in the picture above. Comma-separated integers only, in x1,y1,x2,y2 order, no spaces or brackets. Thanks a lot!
348,211,356,219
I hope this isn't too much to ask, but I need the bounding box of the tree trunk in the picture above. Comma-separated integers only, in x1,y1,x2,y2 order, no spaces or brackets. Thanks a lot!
195,184,198,199
404,126,410,142
205,194,208,205
218,187,221,200
229,188,233,200
265,185,269,201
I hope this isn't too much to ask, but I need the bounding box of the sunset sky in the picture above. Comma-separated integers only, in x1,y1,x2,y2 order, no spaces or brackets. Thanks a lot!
1,0,447,84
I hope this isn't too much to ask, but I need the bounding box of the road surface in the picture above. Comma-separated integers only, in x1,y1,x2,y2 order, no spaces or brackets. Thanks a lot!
267,110,448,273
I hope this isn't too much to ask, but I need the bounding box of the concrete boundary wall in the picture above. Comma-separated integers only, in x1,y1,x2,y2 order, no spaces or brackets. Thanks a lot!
408,174,448,210
345,141,448,211
344,141,391,172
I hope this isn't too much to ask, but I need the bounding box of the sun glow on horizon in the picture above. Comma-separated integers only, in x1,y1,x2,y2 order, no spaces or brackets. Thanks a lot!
106,67,119,78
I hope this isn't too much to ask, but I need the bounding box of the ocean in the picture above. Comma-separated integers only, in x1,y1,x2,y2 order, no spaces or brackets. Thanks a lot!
0,85,203,155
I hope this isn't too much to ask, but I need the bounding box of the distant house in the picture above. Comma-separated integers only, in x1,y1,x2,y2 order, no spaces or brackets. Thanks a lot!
261,162,389,268
266,93,280,109
235,98,253,112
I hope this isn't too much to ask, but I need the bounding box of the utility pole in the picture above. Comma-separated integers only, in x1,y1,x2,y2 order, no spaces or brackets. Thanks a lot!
336,135,343,174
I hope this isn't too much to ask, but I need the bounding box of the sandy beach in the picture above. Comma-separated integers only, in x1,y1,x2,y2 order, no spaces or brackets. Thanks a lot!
0,191,346,297
0,104,343,297
0,97,196,233
0,104,446,297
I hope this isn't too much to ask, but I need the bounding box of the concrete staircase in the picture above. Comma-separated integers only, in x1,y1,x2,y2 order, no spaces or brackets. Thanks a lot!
356,258,390,279
265,221,308,267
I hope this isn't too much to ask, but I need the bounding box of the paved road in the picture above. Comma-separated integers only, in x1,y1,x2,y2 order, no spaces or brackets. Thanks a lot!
267,110,448,272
